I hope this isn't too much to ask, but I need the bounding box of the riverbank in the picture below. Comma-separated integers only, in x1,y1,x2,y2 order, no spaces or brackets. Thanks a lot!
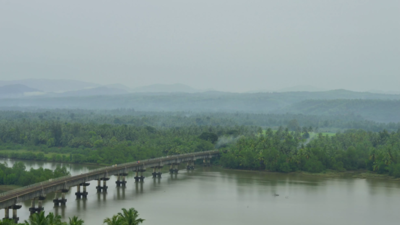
221,166,399,181
296,170,399,180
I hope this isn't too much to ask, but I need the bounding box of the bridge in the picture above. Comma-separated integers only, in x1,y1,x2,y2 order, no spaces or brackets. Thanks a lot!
0,150,220,223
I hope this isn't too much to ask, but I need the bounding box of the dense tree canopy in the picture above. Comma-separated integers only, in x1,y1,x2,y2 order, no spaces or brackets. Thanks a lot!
0,162,69,186
220,128,400,177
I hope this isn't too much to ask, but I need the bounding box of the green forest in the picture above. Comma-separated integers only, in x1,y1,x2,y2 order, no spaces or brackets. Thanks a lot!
0,162,69,186
220,128,400,177
1,109,400,186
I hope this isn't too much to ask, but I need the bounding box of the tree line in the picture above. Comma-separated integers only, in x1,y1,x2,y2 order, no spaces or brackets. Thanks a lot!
0,162,69,186
1,109,399,132
220,128,400,177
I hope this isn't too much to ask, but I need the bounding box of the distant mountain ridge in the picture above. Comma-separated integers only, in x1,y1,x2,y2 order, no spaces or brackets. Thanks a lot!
132,83,201,93
53,86,129,97
0,84,40,98
0,79,99,92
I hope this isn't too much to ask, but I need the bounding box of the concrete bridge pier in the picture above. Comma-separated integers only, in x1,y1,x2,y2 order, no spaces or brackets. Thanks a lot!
29,196,45,215
139,169,145,182
11,205,21,223
116,173,128,186
169,163,179,174
152,167,162,178
134,169,145,182
75,184,81,199
53,191,68,207
76,183,89,199
186,161,195,170
203,158,211,167
3,206,10,221
60,189,68,206
156,166,162,178
96,178,109,192
53,192,61,207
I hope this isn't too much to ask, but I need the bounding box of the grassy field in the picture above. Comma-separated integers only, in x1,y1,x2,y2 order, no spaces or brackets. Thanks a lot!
0,149,70,158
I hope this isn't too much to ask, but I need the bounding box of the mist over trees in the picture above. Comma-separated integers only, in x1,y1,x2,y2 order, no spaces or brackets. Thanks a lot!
1,90,400,122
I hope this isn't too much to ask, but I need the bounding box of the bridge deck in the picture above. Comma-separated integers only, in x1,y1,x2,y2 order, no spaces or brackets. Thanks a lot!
0,150,220,209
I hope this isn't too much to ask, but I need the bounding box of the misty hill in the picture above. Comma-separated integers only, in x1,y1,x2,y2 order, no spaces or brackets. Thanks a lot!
275,99,400,123
54,86,129,97
105,84,131,92
277,85,327,92
132,83,200,93
1,90,400,123
0,84,40,98
0,79,99,92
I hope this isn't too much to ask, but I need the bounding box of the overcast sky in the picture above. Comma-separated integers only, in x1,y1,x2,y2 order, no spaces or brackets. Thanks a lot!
1,1,399,92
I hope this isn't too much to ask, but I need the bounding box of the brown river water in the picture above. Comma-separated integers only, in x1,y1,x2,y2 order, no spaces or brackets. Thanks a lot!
1,159,400,225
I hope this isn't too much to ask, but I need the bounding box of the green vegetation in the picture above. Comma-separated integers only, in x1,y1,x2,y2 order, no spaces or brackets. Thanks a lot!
1,109,400,179
220,128,400,177
0,207,143,225
0,162,69,186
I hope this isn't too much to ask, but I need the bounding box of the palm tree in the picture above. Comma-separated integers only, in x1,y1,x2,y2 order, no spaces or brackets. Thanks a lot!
46,212,65,225
118,208,144,225
68,216,84,225
103,215,123,225
24,212,49,225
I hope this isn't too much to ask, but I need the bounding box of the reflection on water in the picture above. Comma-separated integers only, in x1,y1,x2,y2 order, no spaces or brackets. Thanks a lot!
1,159,400,225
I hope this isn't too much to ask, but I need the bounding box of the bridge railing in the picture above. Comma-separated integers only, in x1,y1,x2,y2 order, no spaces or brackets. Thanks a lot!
0,150,220,199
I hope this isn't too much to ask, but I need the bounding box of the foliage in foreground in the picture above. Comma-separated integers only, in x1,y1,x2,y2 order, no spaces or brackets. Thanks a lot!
0,207,143,225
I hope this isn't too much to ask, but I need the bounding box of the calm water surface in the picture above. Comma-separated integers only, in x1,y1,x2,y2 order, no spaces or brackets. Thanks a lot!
1,159,400,225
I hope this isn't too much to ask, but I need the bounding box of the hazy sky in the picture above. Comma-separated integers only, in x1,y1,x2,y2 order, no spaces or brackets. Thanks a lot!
1,1,399,92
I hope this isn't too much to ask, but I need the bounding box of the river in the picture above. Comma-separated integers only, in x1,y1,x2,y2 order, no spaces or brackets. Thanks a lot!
1,158,400,225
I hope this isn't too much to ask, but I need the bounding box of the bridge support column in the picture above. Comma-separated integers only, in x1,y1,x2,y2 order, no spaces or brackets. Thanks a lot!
170,163,179,174
122,175,126,186
76,183,89,198
53,189,68,207
134,170,139,182
140,169,145,182
61,189,68,206
101,177,110,193
203,158,211,167
53,192,60,207
3,206,10,220
29,196,45,215
75,184,81,199
186,161,194,170
38,196,45,213
96,179,101,192
116,173,127,186
156,166,162,178
12,205,21,223
135,169,145,182
99,178,109,192
152,168,157,178
96,179,108,192
29,199,36,215
83,185,88,198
